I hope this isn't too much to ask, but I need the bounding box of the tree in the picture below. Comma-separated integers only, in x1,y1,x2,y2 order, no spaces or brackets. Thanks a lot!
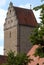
7,50,15,65
14,53,32,65
2,51,33,65
30,0,44,57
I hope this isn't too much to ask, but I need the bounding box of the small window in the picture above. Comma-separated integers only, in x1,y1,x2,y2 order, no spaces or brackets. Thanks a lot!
10,10,11,13
9,32,11,38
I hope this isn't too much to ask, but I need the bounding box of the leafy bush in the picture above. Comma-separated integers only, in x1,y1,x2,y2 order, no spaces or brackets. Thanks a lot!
34,47,44,58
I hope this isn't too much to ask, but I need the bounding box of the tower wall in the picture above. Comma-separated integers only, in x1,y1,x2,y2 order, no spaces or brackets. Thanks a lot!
4,26,18,55
4,2,37,55
4,3,18,55
19,25,33,53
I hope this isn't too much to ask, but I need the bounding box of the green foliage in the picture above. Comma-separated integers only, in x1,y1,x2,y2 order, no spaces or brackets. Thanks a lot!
2,51,33,65
34,47,44,58
30,26,44,46
1,63,7,65
14,53,33,65
30,0,44,58
30,27,39,45
33,4,44,24
7,50,15,65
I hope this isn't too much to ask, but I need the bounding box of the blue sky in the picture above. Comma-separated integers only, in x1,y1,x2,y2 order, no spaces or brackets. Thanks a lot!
0,0,44,55
0,0,44,10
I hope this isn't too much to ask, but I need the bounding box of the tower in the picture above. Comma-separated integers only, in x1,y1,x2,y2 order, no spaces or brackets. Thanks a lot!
4,2,37,56
4,2,18,55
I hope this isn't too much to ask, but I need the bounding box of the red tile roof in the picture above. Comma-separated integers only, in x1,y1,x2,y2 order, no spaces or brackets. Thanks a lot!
0,55,7,64
14,6,37,27
27,45,44,65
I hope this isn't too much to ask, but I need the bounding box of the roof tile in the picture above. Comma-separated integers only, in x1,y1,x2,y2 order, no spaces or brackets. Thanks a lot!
14,6,37,27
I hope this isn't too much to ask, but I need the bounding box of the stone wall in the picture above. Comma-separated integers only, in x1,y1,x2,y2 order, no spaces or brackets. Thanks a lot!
4,26,18,55
19,25,33,53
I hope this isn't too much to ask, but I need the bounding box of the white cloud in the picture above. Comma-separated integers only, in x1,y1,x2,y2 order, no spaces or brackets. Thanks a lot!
33,10,41,23
0,46,4,55
19,4,41,23
0,9,6,25
0,0,6,6
19,3,33,9
0,9,7,55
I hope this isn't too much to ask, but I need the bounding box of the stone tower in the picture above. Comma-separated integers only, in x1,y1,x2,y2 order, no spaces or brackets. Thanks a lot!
4,2,37,56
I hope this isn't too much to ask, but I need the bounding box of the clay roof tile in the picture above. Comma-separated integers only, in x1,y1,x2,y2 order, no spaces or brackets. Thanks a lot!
14,6,38,27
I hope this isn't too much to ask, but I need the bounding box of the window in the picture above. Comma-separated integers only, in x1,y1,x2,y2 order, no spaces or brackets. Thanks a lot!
9,32,11,38
10,10,11,13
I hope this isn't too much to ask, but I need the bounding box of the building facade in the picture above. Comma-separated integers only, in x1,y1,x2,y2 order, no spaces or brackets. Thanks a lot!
4,2,37,55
